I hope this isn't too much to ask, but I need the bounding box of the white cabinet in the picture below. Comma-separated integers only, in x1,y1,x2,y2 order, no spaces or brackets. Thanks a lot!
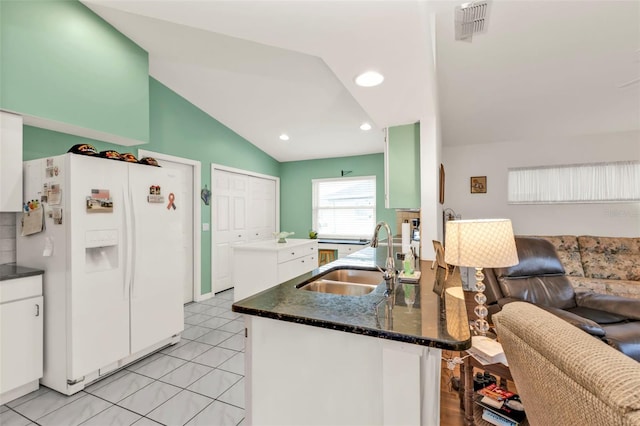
0,111,23,211
318,243,367,260
338,244,365,258
233,239,318,302
0,274,43,405
245,315,441,425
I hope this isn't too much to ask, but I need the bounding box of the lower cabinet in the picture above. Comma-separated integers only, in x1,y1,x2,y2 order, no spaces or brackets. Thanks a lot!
318,243,367,261
244,315,442,425
233,239,318,302
0,274,43,405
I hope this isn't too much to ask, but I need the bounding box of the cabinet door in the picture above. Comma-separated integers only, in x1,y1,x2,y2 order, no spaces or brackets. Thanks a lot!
0,296,43,393
277,254,316,283
385,122,421,209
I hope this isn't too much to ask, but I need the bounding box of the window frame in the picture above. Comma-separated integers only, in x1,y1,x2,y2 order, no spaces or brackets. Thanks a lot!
312,175,377,239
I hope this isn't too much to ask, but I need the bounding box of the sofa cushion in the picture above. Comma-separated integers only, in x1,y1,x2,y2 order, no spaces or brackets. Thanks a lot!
578,236,640,281
534,235,585,277
497,275,576,310
566,306,629,324
496,237,566,277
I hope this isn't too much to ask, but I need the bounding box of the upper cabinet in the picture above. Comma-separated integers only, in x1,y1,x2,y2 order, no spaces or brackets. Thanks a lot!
385,122,421,209
0,1,149,146
0,112,23,212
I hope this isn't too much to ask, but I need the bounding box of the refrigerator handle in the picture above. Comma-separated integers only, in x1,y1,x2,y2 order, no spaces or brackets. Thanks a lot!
129,184,138,299
123,184,133,300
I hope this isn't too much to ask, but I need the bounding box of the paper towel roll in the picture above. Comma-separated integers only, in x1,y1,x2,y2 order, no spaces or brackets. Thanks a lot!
402,222,411,253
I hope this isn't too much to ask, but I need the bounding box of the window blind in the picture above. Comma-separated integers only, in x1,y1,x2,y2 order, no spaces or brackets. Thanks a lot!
508,161,640,204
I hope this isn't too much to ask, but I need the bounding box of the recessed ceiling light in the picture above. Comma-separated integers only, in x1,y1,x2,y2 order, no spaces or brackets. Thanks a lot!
279,134,290,141
360,122,372,131
355,71,384,87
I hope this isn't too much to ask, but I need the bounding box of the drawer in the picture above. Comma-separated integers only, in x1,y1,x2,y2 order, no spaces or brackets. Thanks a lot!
337,245,365,258
278,253,317,283
277,242,317,263
0,275,43,304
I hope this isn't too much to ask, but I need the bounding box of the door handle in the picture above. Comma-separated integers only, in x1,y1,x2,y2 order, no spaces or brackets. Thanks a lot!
35,304,40,317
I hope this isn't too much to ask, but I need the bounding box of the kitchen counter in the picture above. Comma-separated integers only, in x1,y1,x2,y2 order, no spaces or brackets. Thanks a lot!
234,246,471,425
232,246,471,351
0,264,44,281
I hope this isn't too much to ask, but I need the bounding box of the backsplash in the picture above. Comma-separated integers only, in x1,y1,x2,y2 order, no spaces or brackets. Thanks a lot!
0,213,17,264
395,210,420,238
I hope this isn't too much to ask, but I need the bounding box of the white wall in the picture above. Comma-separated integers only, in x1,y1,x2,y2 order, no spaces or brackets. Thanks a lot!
442,130,640,237
419,10,442,260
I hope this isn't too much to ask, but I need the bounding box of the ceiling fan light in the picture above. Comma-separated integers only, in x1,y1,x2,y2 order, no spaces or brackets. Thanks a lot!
355,71,384,87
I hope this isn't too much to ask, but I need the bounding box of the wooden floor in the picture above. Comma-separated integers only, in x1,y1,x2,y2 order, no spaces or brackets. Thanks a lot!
440,350,466,426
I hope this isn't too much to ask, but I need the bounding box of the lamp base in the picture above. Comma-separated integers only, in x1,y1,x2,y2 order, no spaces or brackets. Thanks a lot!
473,267,490,336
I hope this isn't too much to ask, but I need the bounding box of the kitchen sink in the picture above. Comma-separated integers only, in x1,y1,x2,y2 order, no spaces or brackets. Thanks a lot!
300,280,377,296
297,268,382,296
319,269,383,285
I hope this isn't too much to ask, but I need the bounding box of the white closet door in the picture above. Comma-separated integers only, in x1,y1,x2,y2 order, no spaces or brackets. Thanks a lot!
211,168,278,295
248,176,276,241
212,170,246,293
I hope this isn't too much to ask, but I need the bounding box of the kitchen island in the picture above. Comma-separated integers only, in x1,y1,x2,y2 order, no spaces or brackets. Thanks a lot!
232,246,471,426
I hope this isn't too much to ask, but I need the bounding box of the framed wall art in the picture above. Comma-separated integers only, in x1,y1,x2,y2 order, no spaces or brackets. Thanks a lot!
470,176,487,194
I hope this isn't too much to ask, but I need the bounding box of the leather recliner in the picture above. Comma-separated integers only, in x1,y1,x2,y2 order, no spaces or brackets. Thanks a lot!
482,236,640,362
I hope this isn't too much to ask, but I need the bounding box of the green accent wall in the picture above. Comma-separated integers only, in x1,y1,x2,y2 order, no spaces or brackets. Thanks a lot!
148,78,280,295
12,0,392,296
22,78,280,294
280,154,396,238
1,0,150,143
387,122,421,208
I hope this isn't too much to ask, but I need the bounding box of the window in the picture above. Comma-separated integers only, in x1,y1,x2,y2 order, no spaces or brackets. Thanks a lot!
508,161,640,204
312,176,376,239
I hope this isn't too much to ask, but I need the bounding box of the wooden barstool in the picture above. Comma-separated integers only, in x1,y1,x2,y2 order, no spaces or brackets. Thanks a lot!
318,249,336,266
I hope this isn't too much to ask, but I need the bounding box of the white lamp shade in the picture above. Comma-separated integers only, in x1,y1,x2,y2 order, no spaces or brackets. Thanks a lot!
444,219,519,268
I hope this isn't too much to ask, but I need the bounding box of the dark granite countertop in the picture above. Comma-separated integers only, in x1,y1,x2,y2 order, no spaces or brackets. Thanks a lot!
232,247,471,351
0,263,44,281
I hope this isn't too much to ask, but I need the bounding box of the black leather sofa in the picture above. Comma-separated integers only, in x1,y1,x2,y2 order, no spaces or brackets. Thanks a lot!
482,236,640,362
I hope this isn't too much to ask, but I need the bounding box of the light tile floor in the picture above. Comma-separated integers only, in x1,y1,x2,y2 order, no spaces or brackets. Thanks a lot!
1,289,246,426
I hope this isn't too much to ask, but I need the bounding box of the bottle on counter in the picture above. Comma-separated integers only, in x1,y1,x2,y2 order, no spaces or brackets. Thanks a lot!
403,249,415,275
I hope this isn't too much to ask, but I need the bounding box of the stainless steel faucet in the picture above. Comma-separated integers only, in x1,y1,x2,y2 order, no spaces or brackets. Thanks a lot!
370,221,396,296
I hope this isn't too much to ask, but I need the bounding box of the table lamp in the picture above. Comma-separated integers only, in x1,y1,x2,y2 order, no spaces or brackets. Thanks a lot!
444,219,519,336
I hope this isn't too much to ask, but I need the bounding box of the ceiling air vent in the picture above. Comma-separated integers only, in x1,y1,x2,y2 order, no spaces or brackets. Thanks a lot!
455,1,489,42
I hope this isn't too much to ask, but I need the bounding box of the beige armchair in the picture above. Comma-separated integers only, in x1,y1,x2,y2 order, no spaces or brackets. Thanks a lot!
493,302,640,426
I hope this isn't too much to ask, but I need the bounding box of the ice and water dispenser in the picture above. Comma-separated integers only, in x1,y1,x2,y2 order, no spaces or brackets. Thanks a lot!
85,230,118,272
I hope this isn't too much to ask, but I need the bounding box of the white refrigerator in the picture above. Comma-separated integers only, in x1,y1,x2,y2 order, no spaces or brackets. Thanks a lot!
17,153,185,395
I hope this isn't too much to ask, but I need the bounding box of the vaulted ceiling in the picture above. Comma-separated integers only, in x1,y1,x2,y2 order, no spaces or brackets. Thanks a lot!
83,0,640,162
